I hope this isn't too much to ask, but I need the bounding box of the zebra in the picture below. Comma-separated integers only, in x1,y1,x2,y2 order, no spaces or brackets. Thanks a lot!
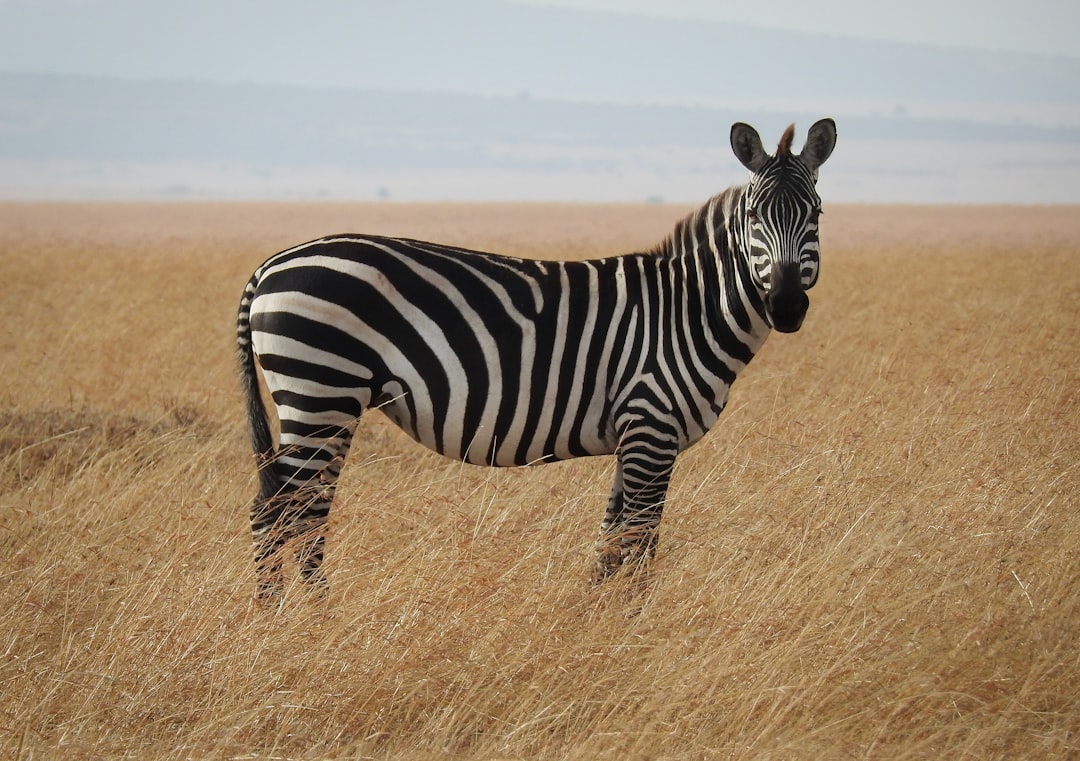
237,118,837,601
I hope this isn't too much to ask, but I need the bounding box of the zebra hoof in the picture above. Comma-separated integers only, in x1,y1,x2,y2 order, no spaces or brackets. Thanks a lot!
590,543,625,586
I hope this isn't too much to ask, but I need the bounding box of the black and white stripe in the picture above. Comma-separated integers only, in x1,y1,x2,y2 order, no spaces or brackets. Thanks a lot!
237,119,837,600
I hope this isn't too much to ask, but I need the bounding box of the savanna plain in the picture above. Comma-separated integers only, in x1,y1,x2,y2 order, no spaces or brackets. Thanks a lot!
1,201,1078,760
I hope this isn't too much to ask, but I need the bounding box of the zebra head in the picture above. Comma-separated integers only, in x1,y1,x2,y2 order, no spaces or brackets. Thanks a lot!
730,118,837,333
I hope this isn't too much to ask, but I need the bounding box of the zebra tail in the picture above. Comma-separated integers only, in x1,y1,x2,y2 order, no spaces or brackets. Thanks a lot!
236,273,278,498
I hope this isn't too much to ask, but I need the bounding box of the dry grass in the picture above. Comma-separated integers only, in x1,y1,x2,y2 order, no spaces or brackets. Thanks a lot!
1,201,1078,760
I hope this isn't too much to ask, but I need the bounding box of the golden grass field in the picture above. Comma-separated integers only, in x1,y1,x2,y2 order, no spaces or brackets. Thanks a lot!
1,201,1078,760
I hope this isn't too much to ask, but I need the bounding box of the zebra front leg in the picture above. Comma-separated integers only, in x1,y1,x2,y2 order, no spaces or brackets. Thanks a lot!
591,439,675,585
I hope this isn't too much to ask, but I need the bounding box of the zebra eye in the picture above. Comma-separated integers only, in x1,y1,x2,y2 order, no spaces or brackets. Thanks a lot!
747,208,760,224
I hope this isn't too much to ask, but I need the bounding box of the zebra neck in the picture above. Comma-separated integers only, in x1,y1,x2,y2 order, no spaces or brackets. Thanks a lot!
692,188,772,363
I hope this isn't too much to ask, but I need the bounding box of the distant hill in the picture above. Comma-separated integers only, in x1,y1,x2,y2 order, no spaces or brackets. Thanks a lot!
1,72,1079,203
3,72,1077,167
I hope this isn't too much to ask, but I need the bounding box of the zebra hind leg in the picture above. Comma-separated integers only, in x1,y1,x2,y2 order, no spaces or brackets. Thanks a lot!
251,421,355,603
250,482,330,604
251,488,288,603
295,425,355,590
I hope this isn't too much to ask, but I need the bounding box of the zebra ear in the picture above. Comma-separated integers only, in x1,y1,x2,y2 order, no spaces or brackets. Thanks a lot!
800,118,837,173
730,122,769,173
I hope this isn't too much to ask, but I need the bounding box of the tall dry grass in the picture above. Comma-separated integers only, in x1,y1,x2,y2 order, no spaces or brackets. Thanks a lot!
1,202,1078,759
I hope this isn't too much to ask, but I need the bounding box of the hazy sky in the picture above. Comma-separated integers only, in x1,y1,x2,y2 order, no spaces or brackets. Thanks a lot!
2,0,1078,202
1,0,1077,82
519,0,1080,59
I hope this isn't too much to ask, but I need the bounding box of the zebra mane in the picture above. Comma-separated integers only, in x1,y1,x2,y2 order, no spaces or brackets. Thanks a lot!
776,124,796,159
650,189,736,259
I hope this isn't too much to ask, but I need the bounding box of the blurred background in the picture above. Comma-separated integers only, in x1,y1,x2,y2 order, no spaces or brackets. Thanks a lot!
2,0,1078,203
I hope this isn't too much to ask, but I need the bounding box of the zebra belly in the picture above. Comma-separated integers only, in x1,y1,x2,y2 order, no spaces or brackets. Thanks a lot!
374,376,617,467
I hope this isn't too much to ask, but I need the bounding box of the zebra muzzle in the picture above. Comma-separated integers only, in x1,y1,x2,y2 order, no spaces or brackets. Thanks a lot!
765,266,809,333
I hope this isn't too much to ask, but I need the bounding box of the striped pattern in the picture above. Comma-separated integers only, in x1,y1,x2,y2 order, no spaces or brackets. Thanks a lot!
237,118,837,600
